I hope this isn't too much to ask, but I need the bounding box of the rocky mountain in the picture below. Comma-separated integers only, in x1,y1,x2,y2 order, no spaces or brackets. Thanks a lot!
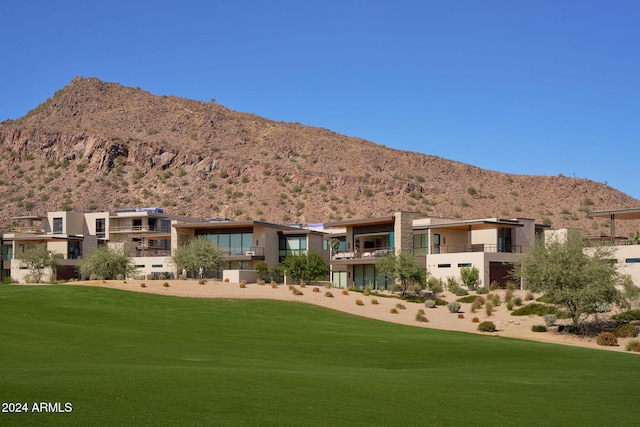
1,76,639,236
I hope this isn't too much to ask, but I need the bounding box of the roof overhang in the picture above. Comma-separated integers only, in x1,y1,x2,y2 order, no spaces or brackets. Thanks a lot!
413,219,524,231
588,208,640,220
323,216,395,228
173,220,300,231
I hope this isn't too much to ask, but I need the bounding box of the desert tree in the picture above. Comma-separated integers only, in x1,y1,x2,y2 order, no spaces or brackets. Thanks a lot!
376,252,427,296
280,249,329,284
512,233,637,333
170,237,224,278
80,245,136,280
16,243,60,283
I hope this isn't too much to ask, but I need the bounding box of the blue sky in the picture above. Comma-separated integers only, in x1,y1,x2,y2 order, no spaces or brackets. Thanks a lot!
1,1,639,199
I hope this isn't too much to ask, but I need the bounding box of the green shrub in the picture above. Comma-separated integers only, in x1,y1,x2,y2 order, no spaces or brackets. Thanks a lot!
116,274,125,281
477,321,497,332
427,277,444,294
596,332,618,347
457,295,478,304
625,340,640,352
447,301,461,313
513,296,523,306
531,325,548,332
424,299,436,309
506,301,514,311
613,323,638,338
543,314,557,327
423,297,448,306
453,287,468,296
476,287,489,295
611,310,640,321
511,303,562,317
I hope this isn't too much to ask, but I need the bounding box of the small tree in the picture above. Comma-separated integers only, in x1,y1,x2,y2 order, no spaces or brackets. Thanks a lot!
80,246,136,280
17,244,60,283
375,252,427,297
460,266,481,290
281,250,329,284
513,233,636,333
255,261,270,280
171,237,224,278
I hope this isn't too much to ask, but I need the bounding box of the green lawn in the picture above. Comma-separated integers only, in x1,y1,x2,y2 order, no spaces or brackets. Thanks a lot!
1,285,639,426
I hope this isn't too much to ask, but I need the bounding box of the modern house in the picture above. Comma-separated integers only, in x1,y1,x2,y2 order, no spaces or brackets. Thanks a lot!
172,219,327,281
1,211,98,282
320,211,547,289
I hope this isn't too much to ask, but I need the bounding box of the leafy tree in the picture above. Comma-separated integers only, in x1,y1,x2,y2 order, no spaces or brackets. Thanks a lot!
255,261,270,280
376,252,427,297
171,237,224,278
281,250,329,284
460,266,481,290
513,233,636,333
17,244,60,283
80,245,136,280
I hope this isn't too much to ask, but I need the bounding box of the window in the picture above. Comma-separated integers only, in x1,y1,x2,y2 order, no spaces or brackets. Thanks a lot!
279,236,307,258
151,264,163,268
458,263,472,267
96,218,106,238
437,263,451,268
626,258,640,263
433,234,441,254
203,232,254,255
413,234,428,256
53,217,63,234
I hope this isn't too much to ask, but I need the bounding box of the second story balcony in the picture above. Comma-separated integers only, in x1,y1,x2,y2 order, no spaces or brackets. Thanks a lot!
432,244,522,254
332,246,394,260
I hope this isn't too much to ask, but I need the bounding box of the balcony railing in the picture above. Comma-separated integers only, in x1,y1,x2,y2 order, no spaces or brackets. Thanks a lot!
432,244,522,254
332,247,394,260
135,250,171,257
109,225,170,233
10,227,45,233
222,247,265,257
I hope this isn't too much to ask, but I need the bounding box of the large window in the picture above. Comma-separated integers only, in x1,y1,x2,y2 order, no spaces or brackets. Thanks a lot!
279,236,307,258
53,217,63,234
204,233,253,255
413,234,428,256
353,265,392,290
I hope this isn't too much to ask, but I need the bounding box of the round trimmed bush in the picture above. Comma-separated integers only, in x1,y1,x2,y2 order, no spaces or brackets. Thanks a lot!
389,308,399,314
596,332,618,347
476,287,489,295
424,299,436,309
531,325,548,332
447,301,461,313
471,317,480,323
371,298,379,305
477,321,497,332
116,274,125,281
355,299,364,306
613,323,638,338
324,291,333,298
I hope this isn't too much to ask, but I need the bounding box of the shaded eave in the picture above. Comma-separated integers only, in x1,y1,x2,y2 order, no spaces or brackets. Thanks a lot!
173,220,302,231
588,208,640,220
413,219,524,231
323,216,395,228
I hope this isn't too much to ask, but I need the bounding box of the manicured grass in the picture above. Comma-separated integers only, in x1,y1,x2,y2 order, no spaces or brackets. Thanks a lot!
1,285,640,426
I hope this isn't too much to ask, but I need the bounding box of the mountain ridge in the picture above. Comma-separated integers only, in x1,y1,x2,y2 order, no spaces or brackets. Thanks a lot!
0,76,638,235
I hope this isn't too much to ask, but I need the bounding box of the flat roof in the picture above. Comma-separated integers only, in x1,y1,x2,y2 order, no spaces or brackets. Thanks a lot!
588,208,640,220
413,219,524,231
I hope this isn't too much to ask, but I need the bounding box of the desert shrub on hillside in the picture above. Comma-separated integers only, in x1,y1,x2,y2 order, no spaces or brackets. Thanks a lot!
396,303,406,310
625,340,640,352
312,287,320,293
355,299,364,306
424,299,436,309
543,314,557,327
611,310,640,321
447,301,461,313
389,308,399,314
371,298,379,305
531,325,548,332
478,321,497,332
613,323,638,338
596,332,618,346
324,291,333,298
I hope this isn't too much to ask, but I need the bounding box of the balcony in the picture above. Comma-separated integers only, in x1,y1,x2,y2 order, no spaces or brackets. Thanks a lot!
433,244,522,254
332,246,394,260
222,247,265,258
10,227,44,234
109,225,170,233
